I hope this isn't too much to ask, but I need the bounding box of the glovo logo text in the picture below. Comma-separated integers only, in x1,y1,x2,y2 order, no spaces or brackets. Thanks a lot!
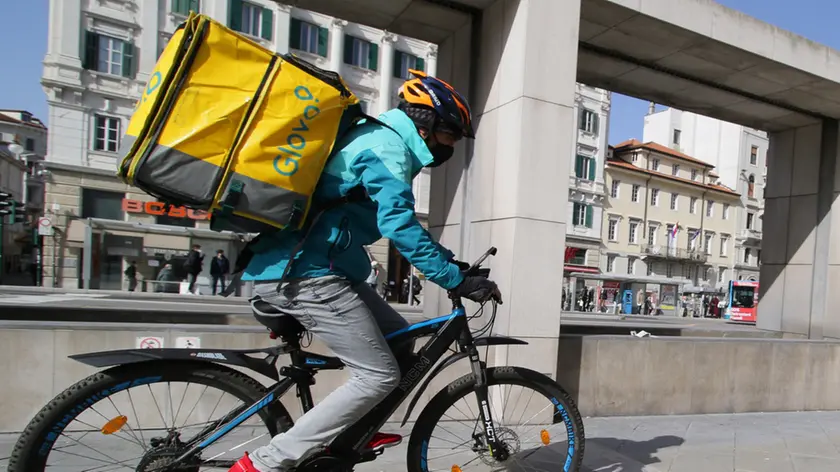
134,71,163,110
274,85,321,176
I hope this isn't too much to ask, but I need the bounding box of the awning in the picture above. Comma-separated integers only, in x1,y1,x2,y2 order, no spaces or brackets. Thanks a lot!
564,264,600,274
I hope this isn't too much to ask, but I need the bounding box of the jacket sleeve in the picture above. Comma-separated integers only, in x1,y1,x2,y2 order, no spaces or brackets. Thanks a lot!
351,145,464,290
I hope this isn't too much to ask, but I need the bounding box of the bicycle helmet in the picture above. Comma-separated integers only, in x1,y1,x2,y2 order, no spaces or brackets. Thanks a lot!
397,69,475,139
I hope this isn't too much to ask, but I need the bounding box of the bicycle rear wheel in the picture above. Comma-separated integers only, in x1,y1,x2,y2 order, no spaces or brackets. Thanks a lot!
8,360,293,471
407,366,584,472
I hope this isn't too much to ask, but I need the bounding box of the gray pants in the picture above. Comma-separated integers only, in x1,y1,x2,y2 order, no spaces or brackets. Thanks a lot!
249,276,410,472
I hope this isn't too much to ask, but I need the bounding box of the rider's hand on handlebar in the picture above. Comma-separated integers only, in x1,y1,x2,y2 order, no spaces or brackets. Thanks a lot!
451,259,471,271
452,275,503,305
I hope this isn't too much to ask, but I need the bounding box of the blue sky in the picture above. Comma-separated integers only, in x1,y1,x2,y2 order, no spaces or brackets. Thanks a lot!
2,0,839,145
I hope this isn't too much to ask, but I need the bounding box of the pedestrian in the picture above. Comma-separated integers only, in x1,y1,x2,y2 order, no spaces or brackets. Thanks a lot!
124,261,138,292
185,244,203,294
210,249,230,295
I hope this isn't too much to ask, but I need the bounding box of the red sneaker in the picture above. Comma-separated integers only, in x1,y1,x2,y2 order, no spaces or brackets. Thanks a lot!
366,432,403,451
228,453,259,472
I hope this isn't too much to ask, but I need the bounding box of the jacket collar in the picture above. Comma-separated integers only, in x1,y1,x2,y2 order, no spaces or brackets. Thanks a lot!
376,109,434,176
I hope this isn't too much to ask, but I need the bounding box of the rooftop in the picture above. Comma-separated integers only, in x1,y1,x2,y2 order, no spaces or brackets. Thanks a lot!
613,139,714,168
606,156,740,197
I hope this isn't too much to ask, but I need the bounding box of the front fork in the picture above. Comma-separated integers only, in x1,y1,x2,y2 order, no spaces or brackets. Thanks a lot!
466,343,509,462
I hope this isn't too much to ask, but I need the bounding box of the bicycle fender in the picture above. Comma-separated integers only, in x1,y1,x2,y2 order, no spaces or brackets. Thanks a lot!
399,335,528,427
70,347,281,381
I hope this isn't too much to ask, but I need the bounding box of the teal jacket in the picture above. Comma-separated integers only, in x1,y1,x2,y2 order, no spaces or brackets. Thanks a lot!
241,109,465,290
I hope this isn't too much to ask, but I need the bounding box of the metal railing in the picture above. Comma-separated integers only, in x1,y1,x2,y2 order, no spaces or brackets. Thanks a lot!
642,244,708,262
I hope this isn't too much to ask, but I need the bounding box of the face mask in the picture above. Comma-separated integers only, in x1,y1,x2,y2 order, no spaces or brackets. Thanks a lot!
427,142,454,167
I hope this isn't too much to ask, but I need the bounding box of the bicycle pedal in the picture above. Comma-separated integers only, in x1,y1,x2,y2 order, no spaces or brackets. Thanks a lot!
366,432,403,453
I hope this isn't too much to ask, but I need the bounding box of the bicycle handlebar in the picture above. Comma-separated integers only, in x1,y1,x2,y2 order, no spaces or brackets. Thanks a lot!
448,246,498,305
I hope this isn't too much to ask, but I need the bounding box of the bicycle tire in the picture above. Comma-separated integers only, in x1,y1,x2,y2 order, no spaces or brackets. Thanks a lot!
406,366,585,472
8,360,294,471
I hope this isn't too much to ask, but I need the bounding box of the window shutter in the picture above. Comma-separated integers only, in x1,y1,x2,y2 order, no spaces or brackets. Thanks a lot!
83,31,98,70
121,41,135,78
261,8,273,40
343,34,353,64
228,0,242,31
588,157,595,181
171,0,182,14
393,51,403,78
575,155,583,178
416,56,425,72
289,18,301,49
585,206,593,228
368,41,379,71
317,26,328,57
572,203,580,226
592,112,600,134
578,109,585,130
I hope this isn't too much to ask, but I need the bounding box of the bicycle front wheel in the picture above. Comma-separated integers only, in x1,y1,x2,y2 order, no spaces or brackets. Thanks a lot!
8,360,293,471
407,366,585,472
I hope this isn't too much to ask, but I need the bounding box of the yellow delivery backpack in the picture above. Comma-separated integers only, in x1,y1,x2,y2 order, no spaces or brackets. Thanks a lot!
118,12,369,234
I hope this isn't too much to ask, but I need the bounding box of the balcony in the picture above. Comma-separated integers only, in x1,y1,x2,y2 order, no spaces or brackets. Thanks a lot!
737,228,762,242
642,244,708,263
568,175,605,194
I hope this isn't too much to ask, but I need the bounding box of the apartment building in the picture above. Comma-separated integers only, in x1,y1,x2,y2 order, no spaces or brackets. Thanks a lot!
643,107,765,281
603,139,742,291
565,84,610,281
40,0,437,292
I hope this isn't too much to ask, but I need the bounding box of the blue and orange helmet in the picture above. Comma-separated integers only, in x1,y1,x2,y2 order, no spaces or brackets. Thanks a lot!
398,69,475,139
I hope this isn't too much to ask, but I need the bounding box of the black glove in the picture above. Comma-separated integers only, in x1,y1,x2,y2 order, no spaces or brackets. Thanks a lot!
451,259,471,271
452,276,503,304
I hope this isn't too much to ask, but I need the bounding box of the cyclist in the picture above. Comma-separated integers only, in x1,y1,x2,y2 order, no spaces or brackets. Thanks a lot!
230,70,502,472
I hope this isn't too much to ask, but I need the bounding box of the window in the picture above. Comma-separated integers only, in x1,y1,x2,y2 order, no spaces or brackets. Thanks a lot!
607,255,615,273
666,263,673,278
627,257,636,275
720,235,729,256
706,200,714,217
746,212,754,230
691,168,698,181
648,225,657,245
743,247,752,264
83,32,134,78
632,152,639,163
690,197,697,214
672,164,679,176
579,109,598,134
689,230,699,251
231,1,274,40
344,35,378,70
629,221,639,244
646,263,653,276
171,0,199,16
670,193,678,211
704,232,713,255
290,18,328,56
757,249,762,265
650,188,659,206
718,268,725,283
631,185,640,203
394,51,425,78
748,174,755,198
93,115,121,152
575,155,596,181
750,145,758,165
723,203,730,220
610,179,620,198
673,129,681,146
569,249,587,265
702,266,710,282
81,189,125,220
25,138,35,152
608,219,619,241
651,158,660,171
572,203,593,228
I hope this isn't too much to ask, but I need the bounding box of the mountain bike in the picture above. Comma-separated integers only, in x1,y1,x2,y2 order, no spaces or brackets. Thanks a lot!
9,247,584,471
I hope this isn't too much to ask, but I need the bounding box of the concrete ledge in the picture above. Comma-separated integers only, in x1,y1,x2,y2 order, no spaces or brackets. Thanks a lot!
556,335,840,417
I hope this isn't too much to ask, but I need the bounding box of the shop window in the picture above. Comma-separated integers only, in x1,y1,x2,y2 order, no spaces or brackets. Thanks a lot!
156,212,196,228
81,188,125,220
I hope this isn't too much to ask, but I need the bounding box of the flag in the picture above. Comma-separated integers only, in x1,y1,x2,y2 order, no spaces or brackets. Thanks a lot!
672,223,679,238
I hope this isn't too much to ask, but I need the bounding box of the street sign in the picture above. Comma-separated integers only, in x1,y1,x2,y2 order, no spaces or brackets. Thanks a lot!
136,336,164,349
37,217,53,236
175,336,201,349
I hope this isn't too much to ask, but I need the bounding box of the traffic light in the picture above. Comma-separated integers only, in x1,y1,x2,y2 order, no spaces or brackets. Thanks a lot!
0,193,25,224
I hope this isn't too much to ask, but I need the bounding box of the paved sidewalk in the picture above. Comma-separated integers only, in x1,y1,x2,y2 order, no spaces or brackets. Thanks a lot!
2,411,840,471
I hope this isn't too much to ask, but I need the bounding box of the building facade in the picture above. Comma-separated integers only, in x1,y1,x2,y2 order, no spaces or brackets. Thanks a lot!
603,140,742,294
643,107,766,281
0,110,48,284
564,84,610,284
40,0,436,294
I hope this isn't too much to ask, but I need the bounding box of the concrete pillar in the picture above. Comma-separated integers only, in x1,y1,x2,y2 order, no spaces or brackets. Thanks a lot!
328,19,347,73
273,3,291,54
758,120,840,339
378,32,397,115
137,0,160,83
51,0,82,65
425,0,580,379
426,44,438,78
